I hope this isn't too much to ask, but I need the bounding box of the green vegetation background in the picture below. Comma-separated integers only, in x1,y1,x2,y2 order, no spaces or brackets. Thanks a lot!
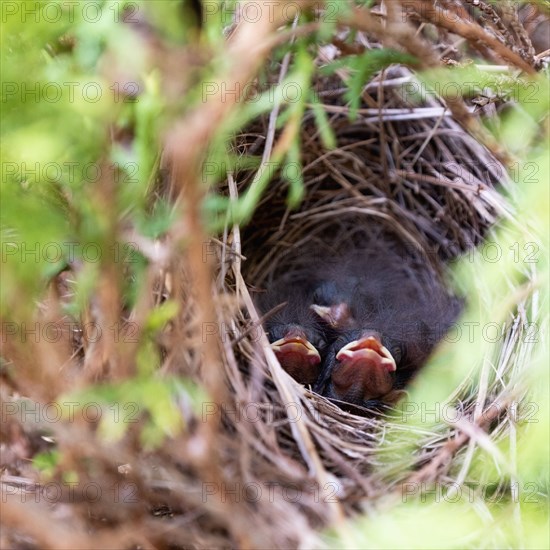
1,1,548,548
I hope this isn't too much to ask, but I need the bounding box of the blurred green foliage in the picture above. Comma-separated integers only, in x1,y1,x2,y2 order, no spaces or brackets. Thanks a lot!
1,1,548,548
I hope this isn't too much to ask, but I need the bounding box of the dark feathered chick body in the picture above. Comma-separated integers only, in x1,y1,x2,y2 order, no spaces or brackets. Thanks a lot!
256,233,462,411
310,245,462,408
257,282,329,385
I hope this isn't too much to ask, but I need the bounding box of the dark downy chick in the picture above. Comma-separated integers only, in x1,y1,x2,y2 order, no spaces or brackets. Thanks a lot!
311,245,462,409
257,281,329,385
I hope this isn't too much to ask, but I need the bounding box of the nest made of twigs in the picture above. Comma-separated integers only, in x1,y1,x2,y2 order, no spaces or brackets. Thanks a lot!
200,56,537,549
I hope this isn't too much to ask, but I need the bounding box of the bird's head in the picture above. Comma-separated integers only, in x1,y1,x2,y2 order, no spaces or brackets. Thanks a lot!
326,330,399,403
269,323,323,385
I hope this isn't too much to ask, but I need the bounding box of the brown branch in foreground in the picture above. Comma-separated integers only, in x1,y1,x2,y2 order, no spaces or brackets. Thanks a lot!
164,2,322,548
342,4,512,164
409,0,537,74
165,1,316,401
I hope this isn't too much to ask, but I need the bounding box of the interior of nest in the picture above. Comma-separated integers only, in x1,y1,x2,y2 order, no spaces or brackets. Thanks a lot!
208,62,540,504
229,66,503,404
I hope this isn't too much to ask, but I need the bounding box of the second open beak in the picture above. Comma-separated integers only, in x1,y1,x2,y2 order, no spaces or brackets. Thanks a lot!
271,331,321,385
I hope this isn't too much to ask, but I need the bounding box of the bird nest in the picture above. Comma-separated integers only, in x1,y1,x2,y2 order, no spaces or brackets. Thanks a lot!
198,61,538,547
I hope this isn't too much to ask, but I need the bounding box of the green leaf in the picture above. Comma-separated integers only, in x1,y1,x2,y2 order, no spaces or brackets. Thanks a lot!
284,141,304,207
310,94,337,149
145,300,179,332
33,450,60,479
345,49,418,118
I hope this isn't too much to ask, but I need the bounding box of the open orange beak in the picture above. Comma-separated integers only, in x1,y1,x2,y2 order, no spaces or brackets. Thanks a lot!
336,335,396,372
271,331,321,385
331,335,396,402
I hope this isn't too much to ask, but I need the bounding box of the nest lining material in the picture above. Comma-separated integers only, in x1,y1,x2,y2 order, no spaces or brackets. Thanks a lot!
237,66,510,283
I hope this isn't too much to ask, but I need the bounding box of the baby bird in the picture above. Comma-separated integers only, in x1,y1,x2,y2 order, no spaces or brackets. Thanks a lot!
257,281,329,385
256,234,461,411
311,244,462,409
